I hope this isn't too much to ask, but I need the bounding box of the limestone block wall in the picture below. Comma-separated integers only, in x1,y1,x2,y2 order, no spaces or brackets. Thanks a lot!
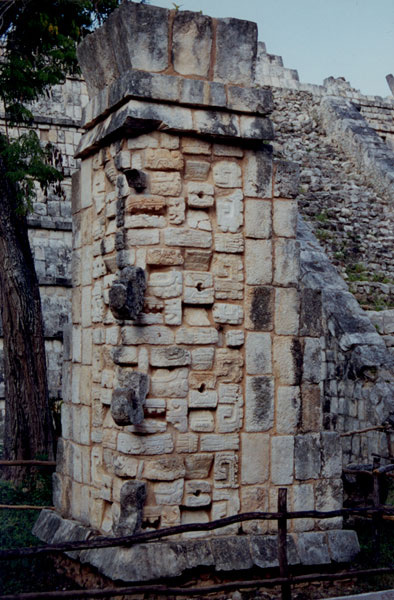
298,217,394,465
50,1,350,548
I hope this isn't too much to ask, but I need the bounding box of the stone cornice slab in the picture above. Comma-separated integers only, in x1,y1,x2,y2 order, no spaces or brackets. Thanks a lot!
81,69,274,130
76,98,274,158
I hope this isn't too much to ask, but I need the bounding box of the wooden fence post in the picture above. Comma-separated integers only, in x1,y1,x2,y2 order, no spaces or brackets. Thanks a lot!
372,457,381,563
278,488,292,600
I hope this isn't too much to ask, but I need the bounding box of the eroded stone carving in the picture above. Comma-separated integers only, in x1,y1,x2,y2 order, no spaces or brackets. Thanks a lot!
111,372,149,426
109,266,146,320
113,480,146,535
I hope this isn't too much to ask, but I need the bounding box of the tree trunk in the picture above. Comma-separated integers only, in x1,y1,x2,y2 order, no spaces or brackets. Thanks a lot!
0,155,54,471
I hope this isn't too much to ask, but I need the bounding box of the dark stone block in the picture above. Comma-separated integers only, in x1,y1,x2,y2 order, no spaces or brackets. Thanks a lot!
71,170,81,215
241,117,274,141
181,539,215,568
214,18,257,85
109,266,146,320
351,344,393,376
250,147,273,198
327,530,360,563
114,480,146,536
180,78,205,106
209,82,227,107
195,110,240,139
295,434,321,480
77,20,119,97
116,198,125,228
291,338,303,386
111,372,149,426
227,86,274,115
32,509,63,543
115,230,125,251
301,384,321,432
124,169,148,194
211,536,253,570
297,532,330,565
248,375,274,431
300,288,323,337
248,286,274,331
108,70,153,109
274,160,300,198
251,535,300,568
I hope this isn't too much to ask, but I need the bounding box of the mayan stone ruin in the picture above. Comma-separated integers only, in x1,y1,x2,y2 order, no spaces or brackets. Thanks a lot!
1,0,392,584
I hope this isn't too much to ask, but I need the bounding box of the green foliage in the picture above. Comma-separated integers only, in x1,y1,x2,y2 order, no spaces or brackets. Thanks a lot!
315,228,331,241
346,263,368,281
316,211,329,223
0,131,63,214
0,0,123,214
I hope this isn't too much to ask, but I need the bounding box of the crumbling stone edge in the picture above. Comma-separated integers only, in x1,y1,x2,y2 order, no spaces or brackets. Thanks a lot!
33,509,360,583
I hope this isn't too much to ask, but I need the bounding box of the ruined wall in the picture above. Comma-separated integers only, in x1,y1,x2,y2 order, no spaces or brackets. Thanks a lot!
0,77,87,439
33,2,361,582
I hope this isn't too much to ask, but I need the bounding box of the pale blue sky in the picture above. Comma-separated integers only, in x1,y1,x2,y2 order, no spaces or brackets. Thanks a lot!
150,0,394,98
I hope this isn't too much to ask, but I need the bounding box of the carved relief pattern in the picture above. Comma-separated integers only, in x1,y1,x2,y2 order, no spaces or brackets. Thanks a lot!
66,127,304,538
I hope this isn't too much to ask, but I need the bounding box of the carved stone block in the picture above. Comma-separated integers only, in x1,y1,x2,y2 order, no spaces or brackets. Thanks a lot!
214,452,238,488
111,372,149,426
187,209,212,231
217,403,242,433
161,505,181,528
167,398,188,432
184,454,214,479
189,390,218,408
150,346,191,368
176,433,199,453
191,347,215,371
154,479,184,505
146,248,184,266
184,249,212,271
214,233,244,254
225,330,245,347
187,182,214,207
216,190,243,233
212,255,243,300
190,410,215,432
164,298,182,325
213,161,242,188
144,457,185,481
126,195,166,215
213,303,243,325
184,272,214,304
184,480,212,507
151,368,189,398
149,270,182,299
109,266,146,320
215,349,244,383
167,197,186,224
113,480,146,535
218,383,243,405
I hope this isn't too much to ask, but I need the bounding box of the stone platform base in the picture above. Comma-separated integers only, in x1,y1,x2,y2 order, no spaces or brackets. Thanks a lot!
34,510,360,583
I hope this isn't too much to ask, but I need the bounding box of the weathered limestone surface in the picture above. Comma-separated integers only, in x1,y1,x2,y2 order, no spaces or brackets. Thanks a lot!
18,0,394,584
35,4,360,579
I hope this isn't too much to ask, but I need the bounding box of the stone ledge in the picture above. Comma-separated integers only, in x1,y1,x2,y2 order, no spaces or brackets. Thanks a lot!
33,509,360,583
76,98,274,158
81,69,274,129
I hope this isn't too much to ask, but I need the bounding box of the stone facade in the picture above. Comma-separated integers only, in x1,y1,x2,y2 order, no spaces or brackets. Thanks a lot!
0,1,392,582
31,2,367,581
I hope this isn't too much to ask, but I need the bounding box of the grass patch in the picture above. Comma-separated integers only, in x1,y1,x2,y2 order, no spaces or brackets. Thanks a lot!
0,472,77,594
